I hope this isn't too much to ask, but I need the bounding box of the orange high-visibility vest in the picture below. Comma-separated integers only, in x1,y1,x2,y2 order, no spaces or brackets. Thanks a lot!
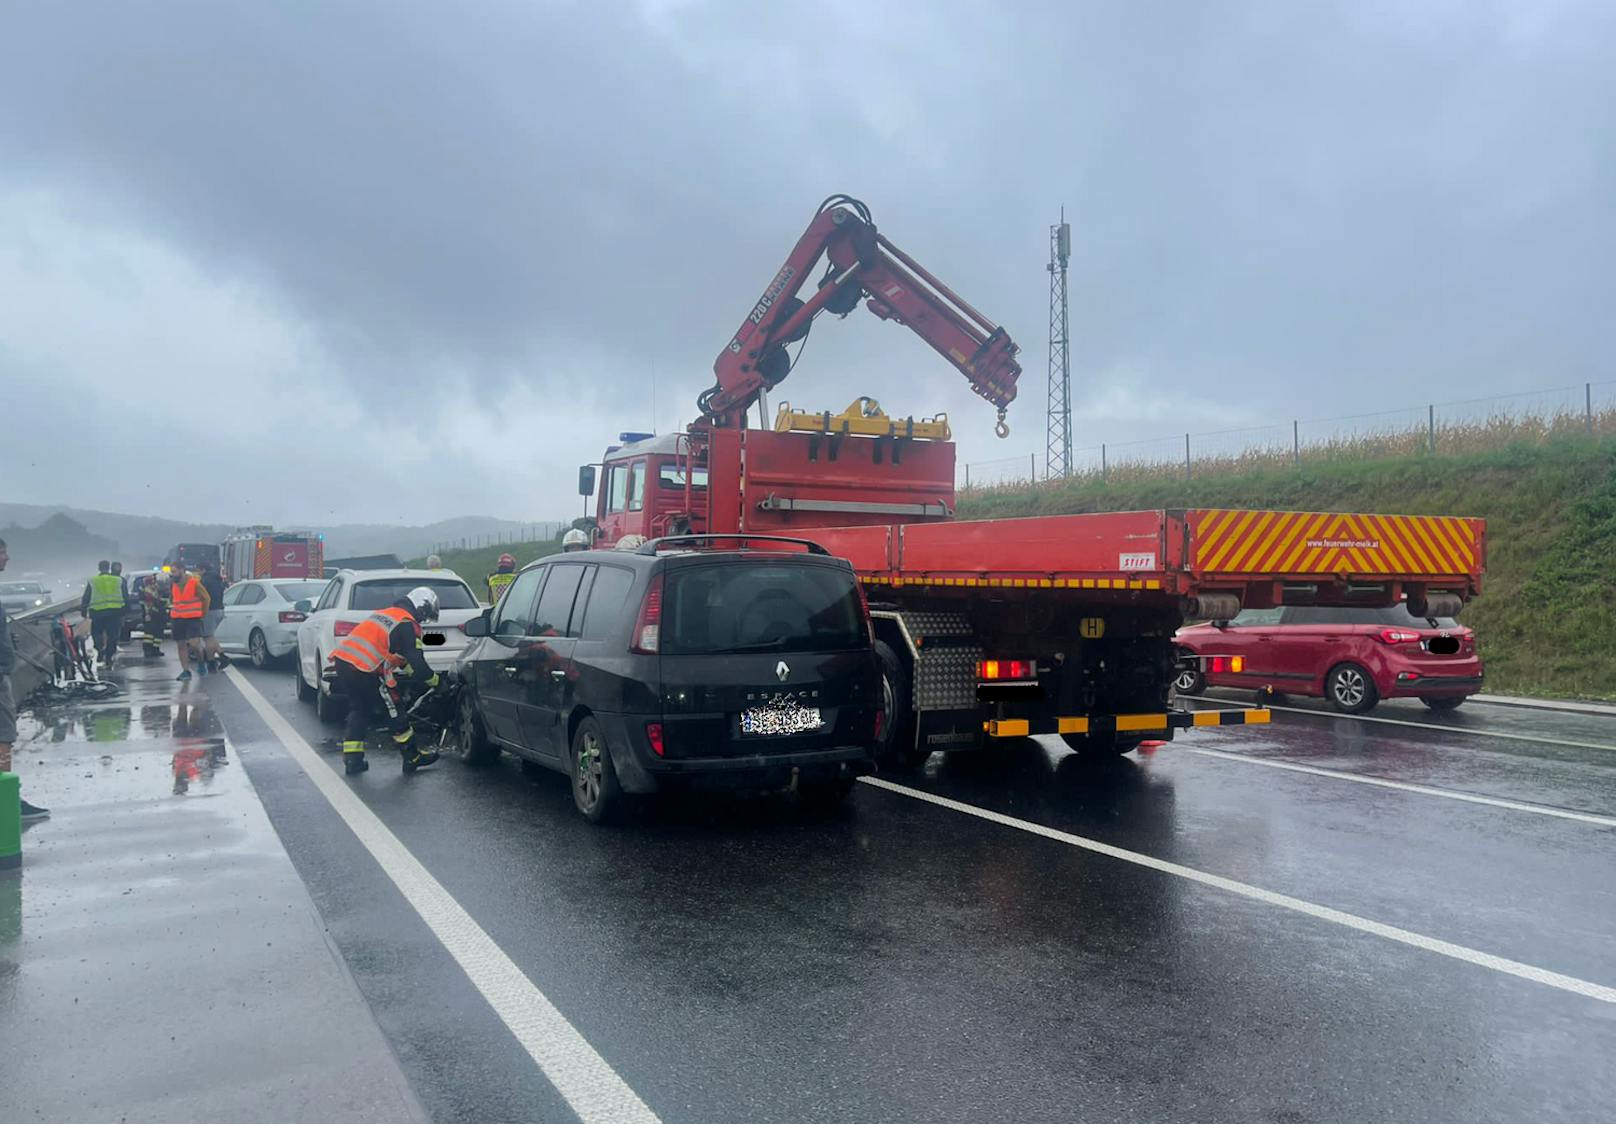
170,576,205,619
332,606,417,673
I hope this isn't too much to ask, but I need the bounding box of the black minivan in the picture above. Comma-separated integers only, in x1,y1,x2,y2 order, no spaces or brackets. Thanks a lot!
454,536,883,821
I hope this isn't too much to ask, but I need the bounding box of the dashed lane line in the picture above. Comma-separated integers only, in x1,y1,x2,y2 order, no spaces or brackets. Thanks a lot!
1183,695,1616,754
227,667,661,1124
860,775,1616,1006
1184,746,1616,828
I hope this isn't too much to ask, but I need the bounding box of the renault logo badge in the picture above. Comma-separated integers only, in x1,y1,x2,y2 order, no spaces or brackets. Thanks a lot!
776,660,790,682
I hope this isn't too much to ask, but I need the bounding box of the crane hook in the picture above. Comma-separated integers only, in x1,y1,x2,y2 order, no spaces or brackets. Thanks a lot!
994,409,1010,439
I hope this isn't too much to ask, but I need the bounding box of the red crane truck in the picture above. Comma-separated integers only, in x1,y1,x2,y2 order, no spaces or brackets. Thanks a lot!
583,195,1485,763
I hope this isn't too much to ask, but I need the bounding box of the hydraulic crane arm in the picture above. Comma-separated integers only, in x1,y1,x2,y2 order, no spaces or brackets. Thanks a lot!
699,195,1022,436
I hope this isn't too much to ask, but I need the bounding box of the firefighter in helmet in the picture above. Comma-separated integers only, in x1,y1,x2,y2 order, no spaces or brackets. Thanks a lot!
328,586,443,775
487,552,518,605
561,528,590,553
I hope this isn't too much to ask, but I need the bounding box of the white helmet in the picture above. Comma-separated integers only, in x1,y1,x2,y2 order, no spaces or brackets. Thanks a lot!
614,534,648,551
405,586,440,622
562,529,590,551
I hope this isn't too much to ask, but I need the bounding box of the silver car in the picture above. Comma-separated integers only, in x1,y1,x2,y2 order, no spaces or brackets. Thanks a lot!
0,580,51,614
216,578,333,668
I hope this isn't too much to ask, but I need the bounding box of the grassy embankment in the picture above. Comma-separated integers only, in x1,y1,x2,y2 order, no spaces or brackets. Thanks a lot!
407,540,563,595
959,431,1616,701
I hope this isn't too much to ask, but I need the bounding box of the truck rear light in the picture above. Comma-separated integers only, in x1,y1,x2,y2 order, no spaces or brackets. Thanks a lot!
333,620,356,637
854,578,874,643
979,659,1035,681
631,573,664,654
1207,656,1245,674
1378,629,1421,644
646,721,665,756
279,611,306,624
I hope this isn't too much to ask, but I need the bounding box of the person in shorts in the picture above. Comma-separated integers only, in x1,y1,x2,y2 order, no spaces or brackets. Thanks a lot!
167,562,210,680
198,562,230,671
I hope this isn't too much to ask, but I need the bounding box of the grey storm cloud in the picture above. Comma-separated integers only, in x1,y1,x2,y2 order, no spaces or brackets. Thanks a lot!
2,0,1613,521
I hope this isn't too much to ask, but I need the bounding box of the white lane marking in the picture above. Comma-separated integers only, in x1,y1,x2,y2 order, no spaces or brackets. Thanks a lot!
1184,747,1616,828
1182,695,1616,754
859,775,1616,1005
227,668,661,1124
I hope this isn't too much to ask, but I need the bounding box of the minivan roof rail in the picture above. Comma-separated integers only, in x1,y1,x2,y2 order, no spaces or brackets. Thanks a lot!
636,534,831,556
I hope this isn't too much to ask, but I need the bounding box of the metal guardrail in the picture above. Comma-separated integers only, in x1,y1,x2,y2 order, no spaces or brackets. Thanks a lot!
6,598,86,703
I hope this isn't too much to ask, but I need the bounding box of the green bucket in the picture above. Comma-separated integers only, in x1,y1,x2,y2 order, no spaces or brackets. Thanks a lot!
0,772,21,870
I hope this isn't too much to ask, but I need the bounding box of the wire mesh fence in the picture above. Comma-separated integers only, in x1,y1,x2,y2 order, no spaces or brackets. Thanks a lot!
960,380,1616,493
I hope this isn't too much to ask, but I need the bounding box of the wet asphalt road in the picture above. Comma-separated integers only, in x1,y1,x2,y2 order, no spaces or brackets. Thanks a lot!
202,665,1616,1124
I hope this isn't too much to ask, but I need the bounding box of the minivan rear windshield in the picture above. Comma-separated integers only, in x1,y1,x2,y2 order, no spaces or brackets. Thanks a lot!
661,562,865,655
350,578,478,611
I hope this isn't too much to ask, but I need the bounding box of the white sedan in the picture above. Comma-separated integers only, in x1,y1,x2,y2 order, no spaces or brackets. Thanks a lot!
215,578,332,668
294,568,483,722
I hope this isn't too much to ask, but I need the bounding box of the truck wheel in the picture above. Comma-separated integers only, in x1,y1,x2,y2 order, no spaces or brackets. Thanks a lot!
296,659,316,703
249,629,272,669
874,641,927,769
455,691,500,766
1060,733,1135,758
1173,667,1205,695
1326,663,1378,714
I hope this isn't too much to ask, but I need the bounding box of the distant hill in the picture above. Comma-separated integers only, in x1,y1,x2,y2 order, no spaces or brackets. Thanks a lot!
0,503,559,565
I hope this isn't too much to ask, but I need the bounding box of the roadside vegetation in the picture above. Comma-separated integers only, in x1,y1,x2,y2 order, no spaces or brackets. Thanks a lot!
960,433,1616,701
407,539,563,588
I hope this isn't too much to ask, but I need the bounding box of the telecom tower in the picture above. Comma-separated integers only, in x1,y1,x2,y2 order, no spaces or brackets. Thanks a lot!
1046,214,1072,479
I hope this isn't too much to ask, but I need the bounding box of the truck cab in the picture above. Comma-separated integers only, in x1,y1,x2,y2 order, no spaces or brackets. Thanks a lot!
591,433,708,546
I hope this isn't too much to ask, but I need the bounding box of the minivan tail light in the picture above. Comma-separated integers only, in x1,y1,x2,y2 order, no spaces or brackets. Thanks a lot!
854,578,874,643
1378,629,1421,645
333,619,356,637
631,573,664,654
279,611,306,624
646,722,665,757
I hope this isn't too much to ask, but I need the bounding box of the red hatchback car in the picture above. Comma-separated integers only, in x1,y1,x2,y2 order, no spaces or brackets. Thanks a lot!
1174,603,1484,714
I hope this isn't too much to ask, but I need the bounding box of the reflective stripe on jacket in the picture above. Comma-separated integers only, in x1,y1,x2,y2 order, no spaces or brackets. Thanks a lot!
170,576,205,619
487,571,517,603
332,606,417,673
88,572,126,612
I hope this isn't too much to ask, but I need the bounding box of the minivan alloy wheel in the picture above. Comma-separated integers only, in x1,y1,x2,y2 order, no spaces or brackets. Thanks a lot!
575,729,604,809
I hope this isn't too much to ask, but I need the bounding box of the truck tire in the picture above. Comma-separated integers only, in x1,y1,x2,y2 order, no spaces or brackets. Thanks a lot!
874,640,928,769
1060,733,1135,758
1325,663,1378,714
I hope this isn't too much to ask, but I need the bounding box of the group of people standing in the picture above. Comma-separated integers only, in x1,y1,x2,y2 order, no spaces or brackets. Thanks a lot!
78,558,230,680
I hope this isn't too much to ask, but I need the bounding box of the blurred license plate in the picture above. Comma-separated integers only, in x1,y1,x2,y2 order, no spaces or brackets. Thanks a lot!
740,702,824,736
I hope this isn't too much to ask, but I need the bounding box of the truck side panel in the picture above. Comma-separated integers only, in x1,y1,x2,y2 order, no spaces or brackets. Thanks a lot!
1186,509,1483,589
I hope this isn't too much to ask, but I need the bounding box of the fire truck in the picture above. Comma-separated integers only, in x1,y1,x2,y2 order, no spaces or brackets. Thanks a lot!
583,195,1485,763
220,527,325,583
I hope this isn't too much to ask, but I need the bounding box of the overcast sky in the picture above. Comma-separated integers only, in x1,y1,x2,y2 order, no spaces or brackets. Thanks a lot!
2,0,1612,525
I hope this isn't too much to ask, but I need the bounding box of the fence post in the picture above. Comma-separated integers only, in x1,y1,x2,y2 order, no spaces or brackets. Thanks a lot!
1588,382,1594,434
1293,419,1299,466
1184,433,1191,479
1101,443,1107,484
1427,404,1435,454
964,464,970,489
1030,453,1036,482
